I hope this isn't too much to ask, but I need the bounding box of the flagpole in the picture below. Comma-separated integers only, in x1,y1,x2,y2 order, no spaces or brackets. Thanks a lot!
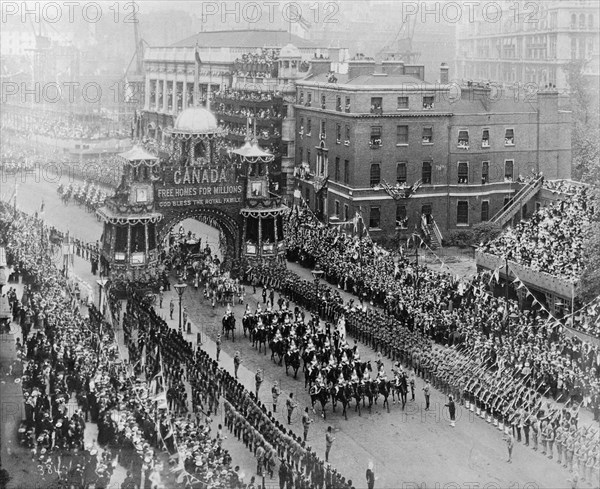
194,43,200,107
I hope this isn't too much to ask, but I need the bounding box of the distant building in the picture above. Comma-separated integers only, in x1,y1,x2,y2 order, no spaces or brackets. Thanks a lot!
294,58,572,243
455,0,599,90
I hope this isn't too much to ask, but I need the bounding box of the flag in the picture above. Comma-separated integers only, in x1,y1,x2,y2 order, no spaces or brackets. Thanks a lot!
195,42,202,65
150,348,168,409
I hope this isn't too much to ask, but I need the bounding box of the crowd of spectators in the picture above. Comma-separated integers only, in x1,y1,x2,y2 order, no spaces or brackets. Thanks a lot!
233,50,279,78
480,184,591,281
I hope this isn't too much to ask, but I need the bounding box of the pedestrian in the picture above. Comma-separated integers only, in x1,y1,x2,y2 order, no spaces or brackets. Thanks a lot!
325,426,335,463
272,381,281,413
286,393,296,424
182,307,188,329
302,407,313,442
169,299,174,320
234,351,241,379
278,459,288,489
216,334,221,362
366,461,375,489
422,380,431,410
255,369,263,399
503,432,514,463
409,371,415,401
445,394,456,427
158,286,164,309
262,287,267,304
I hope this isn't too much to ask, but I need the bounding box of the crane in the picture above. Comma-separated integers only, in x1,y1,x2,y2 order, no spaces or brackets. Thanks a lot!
376,14,420,63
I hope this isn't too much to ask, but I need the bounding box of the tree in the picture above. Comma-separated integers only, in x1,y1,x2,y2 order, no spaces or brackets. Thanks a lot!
564,60,600,180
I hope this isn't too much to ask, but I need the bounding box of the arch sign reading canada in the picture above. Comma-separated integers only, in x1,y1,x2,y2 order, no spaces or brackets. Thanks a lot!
98,106,287,287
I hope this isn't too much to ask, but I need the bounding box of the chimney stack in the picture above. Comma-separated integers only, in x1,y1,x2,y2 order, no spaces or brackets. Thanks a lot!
347,59,376,80
440,63,449,84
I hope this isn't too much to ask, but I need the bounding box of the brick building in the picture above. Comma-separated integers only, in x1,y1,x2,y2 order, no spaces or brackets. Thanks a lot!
294,59,572,243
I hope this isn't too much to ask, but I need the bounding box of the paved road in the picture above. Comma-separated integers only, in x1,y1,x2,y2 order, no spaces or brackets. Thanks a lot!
2,174,590,489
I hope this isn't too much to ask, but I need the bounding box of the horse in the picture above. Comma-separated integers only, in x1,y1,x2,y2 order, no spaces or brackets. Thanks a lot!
284,350,301,379
269,338,285,365
378,380,392,413
253,326,268,354
333,384,352,421
352,382,363,416
309,384,329,419
222,314,235,341
242,314,254,339
363,379,377,411
304,364,319,390
392,375,408,409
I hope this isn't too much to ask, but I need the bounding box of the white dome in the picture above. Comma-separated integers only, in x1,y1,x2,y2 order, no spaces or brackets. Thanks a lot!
173,107,219,134
280,43,301,58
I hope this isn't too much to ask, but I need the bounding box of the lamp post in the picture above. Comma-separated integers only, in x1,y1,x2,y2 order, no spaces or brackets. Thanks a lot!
311,264,324,315
97,278,108,311
173,281,187,334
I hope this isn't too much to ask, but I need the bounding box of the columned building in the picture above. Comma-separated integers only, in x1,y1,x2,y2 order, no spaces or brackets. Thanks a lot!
455,0,599,91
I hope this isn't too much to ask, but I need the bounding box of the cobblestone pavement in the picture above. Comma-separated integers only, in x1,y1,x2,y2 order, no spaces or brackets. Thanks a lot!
1,175,590,489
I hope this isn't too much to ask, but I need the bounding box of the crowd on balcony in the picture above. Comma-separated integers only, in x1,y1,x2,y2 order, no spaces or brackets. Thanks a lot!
221,122,280,141
213,88,282,102
215,103,283,120
233,50,279,78
480,184,591,281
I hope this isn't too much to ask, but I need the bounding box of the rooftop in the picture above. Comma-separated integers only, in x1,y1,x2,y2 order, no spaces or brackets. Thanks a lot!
172,29,317,49
299,72,434,88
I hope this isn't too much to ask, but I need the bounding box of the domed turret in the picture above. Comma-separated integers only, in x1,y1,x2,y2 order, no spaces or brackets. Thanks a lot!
173,107,219,135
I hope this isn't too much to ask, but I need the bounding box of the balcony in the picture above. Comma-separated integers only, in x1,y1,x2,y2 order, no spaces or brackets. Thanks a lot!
370,107,383,115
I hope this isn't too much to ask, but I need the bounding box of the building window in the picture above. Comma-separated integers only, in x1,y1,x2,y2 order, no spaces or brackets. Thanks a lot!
344,204,349,221
370,97,383,113
282,142,289,157
299,92,304,104
481,201,489,222
336,124,341,144
334,157,340,181
320,120,326,139
307,92,312,106
457,201,469,225
370,163,381,186
397,125,408,145
505,160,514,181
589,14,594,29
321,94,326,109
307,118,312,135
481,161,489,184
397,96,409,109
397,162,407,183
422,96,434,109
504,129,514,145
345,125,351,145
571,13,577,29
396,204,408,229
345,96,351,113
370,126,382,148
422,161,432,184
458,162,469,184
344,159,350,184
482,129,490,147
369,206,381,229
336,96,342,111
307,150,311,167
422,127,433,144
299,117,304,136
305,187,310,205
335,200,340,217
458,130,469,149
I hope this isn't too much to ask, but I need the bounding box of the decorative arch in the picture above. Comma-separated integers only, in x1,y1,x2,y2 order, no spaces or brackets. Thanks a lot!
158,207,240,268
